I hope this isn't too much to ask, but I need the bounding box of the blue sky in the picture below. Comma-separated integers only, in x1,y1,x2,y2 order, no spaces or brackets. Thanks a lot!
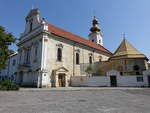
0,0,150,58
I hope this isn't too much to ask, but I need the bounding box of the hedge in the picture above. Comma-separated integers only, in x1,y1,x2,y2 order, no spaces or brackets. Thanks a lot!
0,80,19,91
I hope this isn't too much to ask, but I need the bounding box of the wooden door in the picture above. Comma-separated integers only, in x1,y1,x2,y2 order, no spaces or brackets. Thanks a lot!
110,76,117,87
58,74,66,87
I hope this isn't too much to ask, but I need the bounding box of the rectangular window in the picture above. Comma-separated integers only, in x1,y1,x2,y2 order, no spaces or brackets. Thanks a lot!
137,76,143,82
24,51,27,64
27,49,31,64
35,46,38,56
12,60,16,66
19,51,22,64
24,49,31,64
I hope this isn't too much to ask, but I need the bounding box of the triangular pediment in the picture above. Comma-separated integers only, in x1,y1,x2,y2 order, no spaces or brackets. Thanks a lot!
53,67,68,72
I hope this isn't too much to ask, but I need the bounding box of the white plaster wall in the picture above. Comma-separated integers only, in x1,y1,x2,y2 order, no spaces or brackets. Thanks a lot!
41,73,51,87
71,76,109,87
117,75,146,87
143,69,150,86
71,75,147,87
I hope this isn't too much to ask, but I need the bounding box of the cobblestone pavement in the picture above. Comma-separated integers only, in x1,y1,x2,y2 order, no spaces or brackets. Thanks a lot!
0,87,150,113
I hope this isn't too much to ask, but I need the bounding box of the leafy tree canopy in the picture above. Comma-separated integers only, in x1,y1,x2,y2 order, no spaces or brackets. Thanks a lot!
85,66,92,76
0,26,16,69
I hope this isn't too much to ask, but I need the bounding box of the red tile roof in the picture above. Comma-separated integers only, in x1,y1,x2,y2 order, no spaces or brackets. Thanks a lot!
48,24,112,55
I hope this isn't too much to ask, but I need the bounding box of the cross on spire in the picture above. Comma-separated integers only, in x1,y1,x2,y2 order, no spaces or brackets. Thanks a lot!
123,33,126,40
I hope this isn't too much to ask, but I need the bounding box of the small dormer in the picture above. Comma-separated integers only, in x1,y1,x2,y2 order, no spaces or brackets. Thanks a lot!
24,8,41,34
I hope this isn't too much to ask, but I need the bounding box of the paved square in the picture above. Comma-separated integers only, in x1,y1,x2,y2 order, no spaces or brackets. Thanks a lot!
0,88,150,113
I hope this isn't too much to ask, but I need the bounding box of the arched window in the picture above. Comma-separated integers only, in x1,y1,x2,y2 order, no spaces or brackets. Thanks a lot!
57,48,62,61
76,53,80,65
89,56,92,64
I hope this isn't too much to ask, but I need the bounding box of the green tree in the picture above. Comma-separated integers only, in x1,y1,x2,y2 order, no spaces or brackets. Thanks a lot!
85,66,92,77
0,26,16,69
94,68,103,76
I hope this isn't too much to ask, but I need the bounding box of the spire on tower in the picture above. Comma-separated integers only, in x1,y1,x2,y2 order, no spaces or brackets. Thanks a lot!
90,16,101,33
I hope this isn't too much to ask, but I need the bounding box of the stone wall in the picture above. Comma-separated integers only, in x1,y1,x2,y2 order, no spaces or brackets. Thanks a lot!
71,70,149,87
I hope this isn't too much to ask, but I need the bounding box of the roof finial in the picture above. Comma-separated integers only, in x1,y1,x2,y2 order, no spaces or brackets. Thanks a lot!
123,33,126,40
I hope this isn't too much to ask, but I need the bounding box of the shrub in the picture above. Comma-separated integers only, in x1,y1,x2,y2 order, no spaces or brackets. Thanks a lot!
0,80,19,91
85,66,92,76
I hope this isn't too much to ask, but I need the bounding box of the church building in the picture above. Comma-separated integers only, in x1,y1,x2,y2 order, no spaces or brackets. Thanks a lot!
15,8,112,87
0,8,149,87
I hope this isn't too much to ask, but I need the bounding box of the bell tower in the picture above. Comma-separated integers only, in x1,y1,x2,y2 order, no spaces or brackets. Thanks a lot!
88,16,103,46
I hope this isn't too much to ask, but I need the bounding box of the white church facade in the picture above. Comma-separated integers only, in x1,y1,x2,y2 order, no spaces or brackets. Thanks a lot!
15,9,112,87
0,8,150,88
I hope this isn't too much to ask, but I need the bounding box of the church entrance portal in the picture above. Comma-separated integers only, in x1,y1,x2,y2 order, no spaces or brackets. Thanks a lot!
58,74,66,87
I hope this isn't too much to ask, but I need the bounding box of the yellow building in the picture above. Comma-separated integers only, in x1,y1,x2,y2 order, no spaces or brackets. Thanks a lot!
98,39,148,76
